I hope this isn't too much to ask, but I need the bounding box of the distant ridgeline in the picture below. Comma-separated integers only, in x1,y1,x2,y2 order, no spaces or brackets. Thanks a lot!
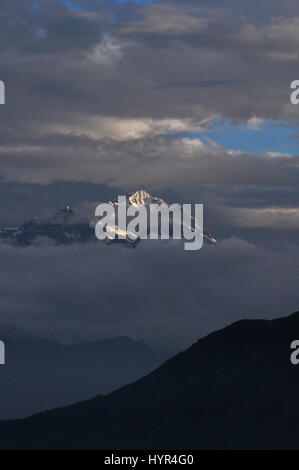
0,81,4,104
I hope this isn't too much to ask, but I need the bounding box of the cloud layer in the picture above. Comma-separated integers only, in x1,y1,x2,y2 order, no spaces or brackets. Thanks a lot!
0,238,298,350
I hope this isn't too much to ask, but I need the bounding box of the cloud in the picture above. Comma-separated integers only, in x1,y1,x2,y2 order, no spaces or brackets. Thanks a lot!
116,4,208,35
224,207,299,229
0,0,299,138
0,238,298,351
43,116,210,140
0,133,297,191
247,117,264,131
154,79,242,90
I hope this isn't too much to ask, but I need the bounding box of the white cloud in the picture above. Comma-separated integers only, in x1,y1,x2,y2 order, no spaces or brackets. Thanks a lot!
42,116,210,140
247,117,264,130
118,4,208,35
226,207,299,228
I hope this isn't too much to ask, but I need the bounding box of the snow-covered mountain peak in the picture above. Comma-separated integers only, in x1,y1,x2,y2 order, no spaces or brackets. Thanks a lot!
127,190,164,207
106,190,217,246
0,191,217,247
109,190,164,208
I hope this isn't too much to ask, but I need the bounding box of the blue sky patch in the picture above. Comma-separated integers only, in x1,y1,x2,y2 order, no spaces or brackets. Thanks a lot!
188,119,299,155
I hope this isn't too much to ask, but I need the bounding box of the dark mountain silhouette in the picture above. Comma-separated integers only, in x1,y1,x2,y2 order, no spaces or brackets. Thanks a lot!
0,311,299,449
0,336,166,420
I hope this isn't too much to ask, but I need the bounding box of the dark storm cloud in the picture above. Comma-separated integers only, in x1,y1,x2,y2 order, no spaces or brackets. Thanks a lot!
0,0,297,237
153,79,243,90
0,0,298,129
0,0,104,54
0,179,117,226
0,239,298,351
212,186,299,210
0,0,298,168
0,133,298,190
167,0,299,19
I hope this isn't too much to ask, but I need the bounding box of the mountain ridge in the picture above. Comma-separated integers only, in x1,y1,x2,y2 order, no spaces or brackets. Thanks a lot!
0,334,166,420
0,190,217,247
0,310,298,449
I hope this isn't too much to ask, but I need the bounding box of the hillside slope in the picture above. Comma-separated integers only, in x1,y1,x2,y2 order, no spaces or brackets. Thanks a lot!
0,311,299,449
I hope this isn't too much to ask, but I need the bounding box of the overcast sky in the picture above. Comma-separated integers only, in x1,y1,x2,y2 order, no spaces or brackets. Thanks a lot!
0,0,298,351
